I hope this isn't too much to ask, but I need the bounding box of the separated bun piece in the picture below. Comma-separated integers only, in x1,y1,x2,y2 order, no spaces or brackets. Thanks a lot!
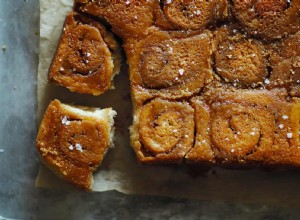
233,0,300,40
130,98,194,164
75,0,155,39
214,27,269,87
48,12,121,96
187,90,291,165
160,0,229,30
36,100,116,190
127,30,213,104
269,31,300,96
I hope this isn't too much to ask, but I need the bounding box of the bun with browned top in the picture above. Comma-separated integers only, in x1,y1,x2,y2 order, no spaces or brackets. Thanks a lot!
36,100,116,190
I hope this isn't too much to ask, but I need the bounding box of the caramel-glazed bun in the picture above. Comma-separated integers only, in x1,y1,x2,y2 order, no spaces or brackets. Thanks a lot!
130,98,194,163
269,31,300,96
36,100,116,190
75,0,155,39
126,30,213,104
187,89,300,167
155,0,229,30
233,0,300,40
214,25,269,87
48,12,121,95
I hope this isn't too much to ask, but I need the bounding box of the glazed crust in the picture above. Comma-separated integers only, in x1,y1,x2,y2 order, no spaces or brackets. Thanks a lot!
126,29,213,105
186,89,298,167
65,1,300,167
36,100,115,190
232,0,300,40
48,11,121,95
130,98,194,163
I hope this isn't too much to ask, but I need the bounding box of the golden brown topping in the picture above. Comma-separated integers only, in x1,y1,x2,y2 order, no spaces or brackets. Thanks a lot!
186,90,292,165
215,38,268,86
290,99,300,147
233,0,300,40
255,0,288,15
132,98,194,163
162,0,229,30
48,12,120,95
36,100,115,190
269,31,300,96
211,101,274,158
128,30,213,103
75,0,155,39
185,98,215,164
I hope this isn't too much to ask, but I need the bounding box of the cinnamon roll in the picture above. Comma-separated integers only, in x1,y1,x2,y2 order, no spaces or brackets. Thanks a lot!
232,0,300,40
156,0,229,30
75,0,155,39
214,25,269,87
186,89,290,166
48,12,121,96
130,98,194,163
126,30,213,104
36,100,116,190
269,31,300,96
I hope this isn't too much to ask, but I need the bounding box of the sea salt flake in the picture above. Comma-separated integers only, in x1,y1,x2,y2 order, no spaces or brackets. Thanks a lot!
75,143,83,152
62,116,70,125
279,124,284,129
86,52,91,57
250,132,255,136
264,79,270,84
69,145,74,151
178,69,184,75
59,67,64,71
282,115,289,120
62,116,68,124
231,149,235,153
287,133,293,139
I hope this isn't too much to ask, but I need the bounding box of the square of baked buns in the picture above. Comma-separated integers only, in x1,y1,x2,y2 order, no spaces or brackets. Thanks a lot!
36,100,116,190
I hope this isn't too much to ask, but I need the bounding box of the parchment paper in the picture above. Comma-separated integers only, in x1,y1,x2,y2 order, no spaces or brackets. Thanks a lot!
36,0,300,206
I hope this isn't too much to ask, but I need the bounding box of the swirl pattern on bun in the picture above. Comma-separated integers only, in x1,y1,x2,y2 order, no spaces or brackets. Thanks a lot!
75,0,155,39
156,0,229,30
48,12,121,95
186,90,292,166
269,31,300,96
214,26,269,87
127,30,213,104
130,98,194,163
232,0,300,40
36,100,116,190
